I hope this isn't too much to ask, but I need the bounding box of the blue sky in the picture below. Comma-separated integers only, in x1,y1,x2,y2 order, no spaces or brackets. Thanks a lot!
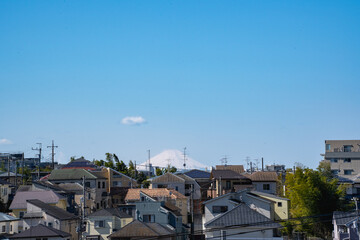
1,1,360,169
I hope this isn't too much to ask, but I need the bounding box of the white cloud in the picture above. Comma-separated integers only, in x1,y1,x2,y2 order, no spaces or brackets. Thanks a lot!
0,139,13,145
121,116,147,125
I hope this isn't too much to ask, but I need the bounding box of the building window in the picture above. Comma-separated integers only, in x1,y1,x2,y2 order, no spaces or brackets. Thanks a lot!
98,182,101,188
97,203,100,209
2,226,5,232
19,212,24,218
326,144,331,151
212,206,228,213
263,184,270,190
175,186,178,191
344,145,352,152
344,170,353,175
143,215,155,223
330,158,338,163
278,202,282,207
48,222,52,228
226,181,231,189
331,170,339,175
102,182,105,188
10,225,12,232
221,230,226,240
95,220,105,228
344,158,351,163
85,182,90,188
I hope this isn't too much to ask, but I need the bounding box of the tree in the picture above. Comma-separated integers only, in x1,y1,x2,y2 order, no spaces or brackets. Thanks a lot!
285,163,347,238
156,168,163,176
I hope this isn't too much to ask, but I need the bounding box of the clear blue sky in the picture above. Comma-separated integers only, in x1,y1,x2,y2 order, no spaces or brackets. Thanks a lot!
1,1,360,169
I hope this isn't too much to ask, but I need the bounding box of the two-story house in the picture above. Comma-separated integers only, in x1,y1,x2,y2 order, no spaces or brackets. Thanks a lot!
248,171,278,195
210,169,252,197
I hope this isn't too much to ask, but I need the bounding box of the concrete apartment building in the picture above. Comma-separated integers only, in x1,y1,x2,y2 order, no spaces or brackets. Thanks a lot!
323,140,360,177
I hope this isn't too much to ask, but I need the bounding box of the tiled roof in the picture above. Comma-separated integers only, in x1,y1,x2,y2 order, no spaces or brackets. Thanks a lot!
250,191,289,201
184,169,211,179
211,170,250,180
205,203,281,228
48,168,98,180
9,224,71,239
108,220,174,238
88,208,132,219
26,199,78,220
249,171,278,182
216,165,245,174
9,190,64,210
0,213,19,222
333,211,359,226
61,157,98,170
125,188,187,202
151,173,185,183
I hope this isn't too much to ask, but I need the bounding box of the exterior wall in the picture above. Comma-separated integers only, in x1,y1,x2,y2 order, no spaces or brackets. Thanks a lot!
0,220,19,234
135,201,168,225
203,194,238,228
252,182,277,195
253,194,289,220
239,193,272,219
85,215,131,240
0,184,11,204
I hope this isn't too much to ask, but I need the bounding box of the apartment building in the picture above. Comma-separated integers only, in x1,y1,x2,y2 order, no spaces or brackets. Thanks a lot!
323,140,360,177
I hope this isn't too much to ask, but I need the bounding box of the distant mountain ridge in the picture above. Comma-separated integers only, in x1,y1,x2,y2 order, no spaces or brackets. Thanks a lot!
137,149,207,171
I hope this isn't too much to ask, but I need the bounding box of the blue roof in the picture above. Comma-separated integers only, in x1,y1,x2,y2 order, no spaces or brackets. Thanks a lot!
184,169,210,179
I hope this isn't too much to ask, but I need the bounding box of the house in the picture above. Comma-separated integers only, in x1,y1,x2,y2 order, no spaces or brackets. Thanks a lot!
215,165,245,174
9,190,67,219
84,208,133,240
333,211,360,240
125,188,188,225
0,213,19,235
0,172,22,187
0,179,12,205
133,191,183,235
202,189,289,232
322,140,360,177
9,224,71,240
150,172,201,199
47,168,108,211
248,171,278,195
23,199,78,240
210,169,252,197
204,203,282,239
183,169,211,201
108,220,175,240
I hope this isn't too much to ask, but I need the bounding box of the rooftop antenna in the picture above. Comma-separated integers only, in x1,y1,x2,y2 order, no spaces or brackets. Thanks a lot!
220,156,228,166
183,147,187,169
47,140,58,170
245,156,250,172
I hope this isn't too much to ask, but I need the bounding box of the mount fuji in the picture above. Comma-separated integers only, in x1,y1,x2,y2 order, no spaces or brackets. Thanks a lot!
136,149,208,171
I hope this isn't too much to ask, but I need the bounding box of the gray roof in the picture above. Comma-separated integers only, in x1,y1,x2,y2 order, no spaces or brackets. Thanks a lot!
9,224,71,239
333,211,359,226
0,213,19,222
48,168,99,180
250,191,289,201
27,199,78,220
9,190,65,209
108,220,174,238
205,203,281,229
184,169,211,179
88,208,132,219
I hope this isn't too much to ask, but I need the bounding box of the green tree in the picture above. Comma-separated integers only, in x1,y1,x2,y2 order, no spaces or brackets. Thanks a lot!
104,153,115,169
156,168,163,176
285,163,347,238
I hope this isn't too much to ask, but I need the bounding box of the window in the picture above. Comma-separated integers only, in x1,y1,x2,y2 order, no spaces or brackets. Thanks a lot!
175,186,178,191
344,158,351,163
48,222,53,227
143,215,155,223
344,145,352,152
278,202,282,207
226,181,231,189
263,184,270,190
122,220,126,226
95,220,105,228
2,226,5,232
102,182,105,188
326,144,331,151
19,212,24,218
98,182,101,188
97,203,100,209
85,182,90,188
330,158,338,163
10,225,12,232
221,230,226,240
344,170,353,175
212,206,228,213
331,170,339,175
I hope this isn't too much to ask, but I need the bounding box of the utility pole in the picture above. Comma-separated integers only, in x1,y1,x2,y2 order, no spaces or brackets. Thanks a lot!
47,140,58,170
190,184,194,240
22,153,24,184
147,150,150,174
7,155,10,179
183,147,187,169
32,143,42,180
79,176,86,240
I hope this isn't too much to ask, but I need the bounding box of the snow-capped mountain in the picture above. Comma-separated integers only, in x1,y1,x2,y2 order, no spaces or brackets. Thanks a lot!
137,149,207,171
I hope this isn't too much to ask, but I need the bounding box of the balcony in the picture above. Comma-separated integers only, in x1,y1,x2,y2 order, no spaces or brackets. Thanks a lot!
325,152,360,159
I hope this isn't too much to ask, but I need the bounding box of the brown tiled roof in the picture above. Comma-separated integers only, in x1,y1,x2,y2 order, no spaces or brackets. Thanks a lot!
151,173,185,183
216,165,245,174
108,220,174,238
211,170,249,180
125,188,187,202
9,224,71,239
249,171,278,182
